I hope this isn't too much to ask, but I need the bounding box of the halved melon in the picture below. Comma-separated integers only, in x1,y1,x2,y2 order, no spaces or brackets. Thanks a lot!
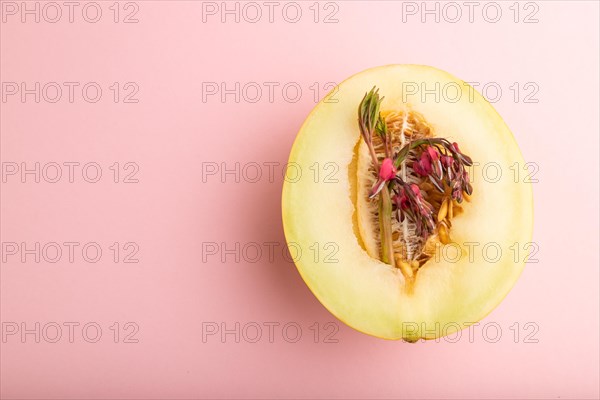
282,65,533,341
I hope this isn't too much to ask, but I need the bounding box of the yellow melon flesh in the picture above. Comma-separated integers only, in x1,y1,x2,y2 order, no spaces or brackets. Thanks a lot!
281,65,533,341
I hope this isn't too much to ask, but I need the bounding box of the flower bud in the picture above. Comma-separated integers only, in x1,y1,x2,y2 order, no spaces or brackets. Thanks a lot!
379,158,397,181
413,153,432,176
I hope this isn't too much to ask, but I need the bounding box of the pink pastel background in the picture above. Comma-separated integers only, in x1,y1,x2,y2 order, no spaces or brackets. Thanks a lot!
1,1,598,399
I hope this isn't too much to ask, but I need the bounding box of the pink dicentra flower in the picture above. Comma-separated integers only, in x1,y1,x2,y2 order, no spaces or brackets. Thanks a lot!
379,158,397,181
369,158,397,199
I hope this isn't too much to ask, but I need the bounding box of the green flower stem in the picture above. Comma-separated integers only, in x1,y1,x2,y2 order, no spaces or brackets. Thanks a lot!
379,184,395,267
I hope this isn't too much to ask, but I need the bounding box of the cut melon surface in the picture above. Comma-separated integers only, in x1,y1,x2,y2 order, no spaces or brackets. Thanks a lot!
281,65,533,341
